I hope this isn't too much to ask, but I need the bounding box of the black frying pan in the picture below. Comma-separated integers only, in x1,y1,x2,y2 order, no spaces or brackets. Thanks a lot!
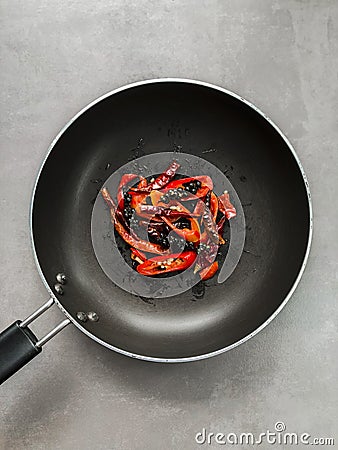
0,79,312,384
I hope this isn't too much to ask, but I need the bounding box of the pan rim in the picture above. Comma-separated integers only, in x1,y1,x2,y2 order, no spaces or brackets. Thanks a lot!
30,78,313,363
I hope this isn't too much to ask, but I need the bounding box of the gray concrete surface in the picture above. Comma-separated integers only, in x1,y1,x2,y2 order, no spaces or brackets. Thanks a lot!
0,1,337,449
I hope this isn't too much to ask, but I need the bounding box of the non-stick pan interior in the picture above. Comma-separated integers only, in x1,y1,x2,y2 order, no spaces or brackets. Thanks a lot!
32,81,311,360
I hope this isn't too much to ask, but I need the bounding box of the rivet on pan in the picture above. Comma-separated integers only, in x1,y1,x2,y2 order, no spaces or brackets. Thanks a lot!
56,273,67,284
76,312,88,322
54,283,64,295
87,311,99,322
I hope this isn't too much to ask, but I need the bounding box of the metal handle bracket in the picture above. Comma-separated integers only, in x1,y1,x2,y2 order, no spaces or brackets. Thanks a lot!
19,298,71,348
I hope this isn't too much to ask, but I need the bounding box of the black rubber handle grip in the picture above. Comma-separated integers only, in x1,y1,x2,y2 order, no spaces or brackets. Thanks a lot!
0,321,41,385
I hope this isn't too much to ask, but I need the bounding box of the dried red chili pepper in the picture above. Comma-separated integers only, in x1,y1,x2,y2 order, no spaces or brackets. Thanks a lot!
139,220,169,245
205,242,219,264
193,194,208,216
218,191,236,219
164,175,213,191
136,204,197,219
150,192,198,218
137,251,196,276
134,161,180,193
217,216,226,234
115,215,169,255
199,261,219,280
161,177,212,202
102,163,237,282
101,187,117,211
131,248,147,262
129,192,148,209
127,177,150,208
202,208,219,244
137,176,147,189
117,174,139,206
101,187,169,255
102,188,133,235
210,192,218,222
195,238,219,273
161,216,200,243
102,187,126,229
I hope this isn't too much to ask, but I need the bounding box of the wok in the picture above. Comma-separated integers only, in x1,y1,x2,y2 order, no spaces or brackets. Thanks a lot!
0,79,312,384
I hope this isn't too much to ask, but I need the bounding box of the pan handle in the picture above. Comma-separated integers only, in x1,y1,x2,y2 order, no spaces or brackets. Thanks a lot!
0,298,70,385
